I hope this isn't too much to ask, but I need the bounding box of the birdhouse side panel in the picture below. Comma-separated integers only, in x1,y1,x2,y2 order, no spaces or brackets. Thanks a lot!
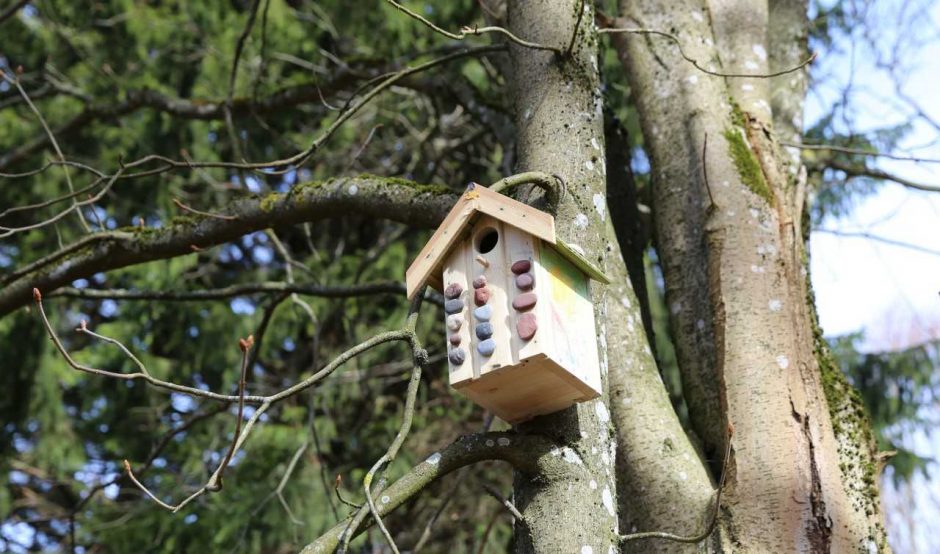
442,249,474,387
539,243,603,397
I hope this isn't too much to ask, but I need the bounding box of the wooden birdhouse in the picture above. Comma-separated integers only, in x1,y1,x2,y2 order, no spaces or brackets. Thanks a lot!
406,183,610,423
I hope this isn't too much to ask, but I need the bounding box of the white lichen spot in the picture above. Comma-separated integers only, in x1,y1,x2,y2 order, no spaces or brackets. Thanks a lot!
752,99,771,113
776,355,790,370
750,265,765,274
704,38,714,47
749,208,760,218
524,108,532,120
381,495,390,504
691,10,704,22
670,301,682,315
602,487,615,516
726,210,736,217
426,452,442,465
769,299,783,312
589,479,598,490
752,44,768,60
745,60,759,70
551,446,584,466
622,396,632,405
593,193,606,221
581,546,593,554
679,471,688,481
574,213,589,229
686,74,699,85
595,401,610,423
621,296,631,309
497,437,511,447
741,83,754,92
486,439,495,447
696,319,705,331
585,159,595,171
347,184,359,195
592,446,598,455
721,180,730,188
591,137,601,150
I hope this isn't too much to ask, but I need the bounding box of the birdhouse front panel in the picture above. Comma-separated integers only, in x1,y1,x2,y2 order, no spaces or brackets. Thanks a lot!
439,214,602,422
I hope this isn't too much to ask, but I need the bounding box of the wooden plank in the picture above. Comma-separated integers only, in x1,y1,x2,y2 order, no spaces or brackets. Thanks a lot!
405,194,477,299
470,216,515,376
553,239,611,284
443,248,474,387
503,227,546,363
473,185,556,245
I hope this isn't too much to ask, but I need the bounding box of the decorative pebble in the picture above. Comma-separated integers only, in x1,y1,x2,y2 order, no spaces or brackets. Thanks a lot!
444,283,463,299
512,292,538,311
448,348,466,365
511,259,532,274
449,333,461,346
517,313,538,340
444,298,464,314
473,305,492,321
475,322,494,340
472,275,487,289
515,273,534,290
446,314,464,331
477,338,496,357
474,288,490,306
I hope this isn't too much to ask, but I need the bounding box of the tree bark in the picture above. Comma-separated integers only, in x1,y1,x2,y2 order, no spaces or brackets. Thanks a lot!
609,0,889,550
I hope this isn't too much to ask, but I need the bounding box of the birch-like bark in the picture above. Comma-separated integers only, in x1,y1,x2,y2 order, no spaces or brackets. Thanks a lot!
611,0,888,550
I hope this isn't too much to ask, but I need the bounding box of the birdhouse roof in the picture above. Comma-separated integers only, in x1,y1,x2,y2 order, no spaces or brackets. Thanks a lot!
405,183,609,299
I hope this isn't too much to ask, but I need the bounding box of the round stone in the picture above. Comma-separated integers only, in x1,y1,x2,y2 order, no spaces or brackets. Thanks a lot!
474,288,490,306
511,259,532,274
517,312,538,340
449,333,461,346
477,338,496,357
515,272,534,290
472,275,487,289
446,314,464,331
475,322,494,340
512,292,538,311
443,283,463,299
448,348,466,365
473,305,492,321
444,298,464,314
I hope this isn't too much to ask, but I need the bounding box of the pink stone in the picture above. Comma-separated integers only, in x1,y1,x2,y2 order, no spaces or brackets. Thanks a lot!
474,287,490,306
511,259,532,274
512,292,537,311
472,275,487,289
516,313,538,340
515,272,534,290
449,334,461,346
444,283,463,299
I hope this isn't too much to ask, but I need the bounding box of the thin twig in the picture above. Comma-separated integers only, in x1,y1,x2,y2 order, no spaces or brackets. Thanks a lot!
172,197,237,220
814,228,940,257
598,27,817,79
212,335,255,491
482,483,525,521
566,0,586,58
0,0,29,25
619,423,734,544
382,0,560,54
782,142,940,164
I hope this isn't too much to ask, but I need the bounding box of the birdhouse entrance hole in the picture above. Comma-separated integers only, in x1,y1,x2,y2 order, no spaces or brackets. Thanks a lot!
475,227,499,254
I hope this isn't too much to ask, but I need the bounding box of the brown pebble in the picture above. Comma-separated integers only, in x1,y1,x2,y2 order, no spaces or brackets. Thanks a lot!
449,333,461,346
474,287,490,306
515,273,534,290
444,283,463,299
472,275,487,289
516,313,538,340
512,292,537,311
511,259,531,274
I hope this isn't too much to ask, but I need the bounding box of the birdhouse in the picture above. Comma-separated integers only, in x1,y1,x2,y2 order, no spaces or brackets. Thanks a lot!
406,183,610,423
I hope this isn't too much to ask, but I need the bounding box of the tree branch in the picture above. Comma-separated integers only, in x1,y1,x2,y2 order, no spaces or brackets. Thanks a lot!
0,176,457,317
300,432,562,554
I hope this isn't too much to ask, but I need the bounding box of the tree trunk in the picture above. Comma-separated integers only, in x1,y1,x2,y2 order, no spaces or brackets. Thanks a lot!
609,0,889,550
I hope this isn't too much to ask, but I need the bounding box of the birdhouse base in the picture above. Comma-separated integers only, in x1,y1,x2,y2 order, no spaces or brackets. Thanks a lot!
453,354,601,424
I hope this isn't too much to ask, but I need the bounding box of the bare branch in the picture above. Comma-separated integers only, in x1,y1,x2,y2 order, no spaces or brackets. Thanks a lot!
783,142,940,164
823,159,940,193
814,229,940,257
0,176,457,317
0,0,29,25
381,0,560,54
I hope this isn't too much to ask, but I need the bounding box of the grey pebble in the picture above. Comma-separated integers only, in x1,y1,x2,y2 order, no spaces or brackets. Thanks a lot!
475,322,494,340
473,304,492,321
444,298,464,314
477,338,496,356
448,348,466,365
